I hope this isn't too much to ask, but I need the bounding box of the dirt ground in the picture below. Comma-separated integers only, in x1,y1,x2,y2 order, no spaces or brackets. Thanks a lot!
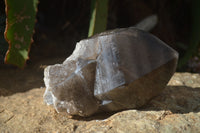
0,68,200,132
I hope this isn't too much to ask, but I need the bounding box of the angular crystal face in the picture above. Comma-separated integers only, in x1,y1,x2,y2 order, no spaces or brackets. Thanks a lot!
43,27,178,116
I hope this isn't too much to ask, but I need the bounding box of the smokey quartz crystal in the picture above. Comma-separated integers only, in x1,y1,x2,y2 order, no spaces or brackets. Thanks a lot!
43,27,178,116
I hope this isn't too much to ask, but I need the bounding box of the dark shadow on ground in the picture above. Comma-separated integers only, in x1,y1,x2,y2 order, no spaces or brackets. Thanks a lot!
0,65,44,96
71,85,200,121
0,57,65,96
141,85,200,114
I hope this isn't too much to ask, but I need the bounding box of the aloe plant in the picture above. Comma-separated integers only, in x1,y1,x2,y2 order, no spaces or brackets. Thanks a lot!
4,0,38,68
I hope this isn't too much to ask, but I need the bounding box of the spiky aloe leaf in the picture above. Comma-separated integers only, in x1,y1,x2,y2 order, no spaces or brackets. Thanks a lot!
4,0,38,68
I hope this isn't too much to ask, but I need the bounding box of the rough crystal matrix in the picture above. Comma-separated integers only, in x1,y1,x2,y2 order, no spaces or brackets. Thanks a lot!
43,27,178,116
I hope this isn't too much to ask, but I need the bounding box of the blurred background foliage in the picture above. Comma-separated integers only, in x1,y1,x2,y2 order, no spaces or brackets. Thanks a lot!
0,0,200,72
0,0,7,64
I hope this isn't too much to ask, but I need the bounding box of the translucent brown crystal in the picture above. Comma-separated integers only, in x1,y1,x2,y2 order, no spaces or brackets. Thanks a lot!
43,27,178,116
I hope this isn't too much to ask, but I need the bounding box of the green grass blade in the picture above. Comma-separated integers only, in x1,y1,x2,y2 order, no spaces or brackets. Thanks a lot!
88,0,109,37
4,0,38,68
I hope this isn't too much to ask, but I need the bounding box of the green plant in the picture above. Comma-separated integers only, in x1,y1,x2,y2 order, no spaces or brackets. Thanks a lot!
4,0,38,68
88,0,109,37
2,0,108,68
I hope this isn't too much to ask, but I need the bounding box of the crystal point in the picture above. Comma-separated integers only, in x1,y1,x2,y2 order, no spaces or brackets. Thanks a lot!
44,27,178,116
